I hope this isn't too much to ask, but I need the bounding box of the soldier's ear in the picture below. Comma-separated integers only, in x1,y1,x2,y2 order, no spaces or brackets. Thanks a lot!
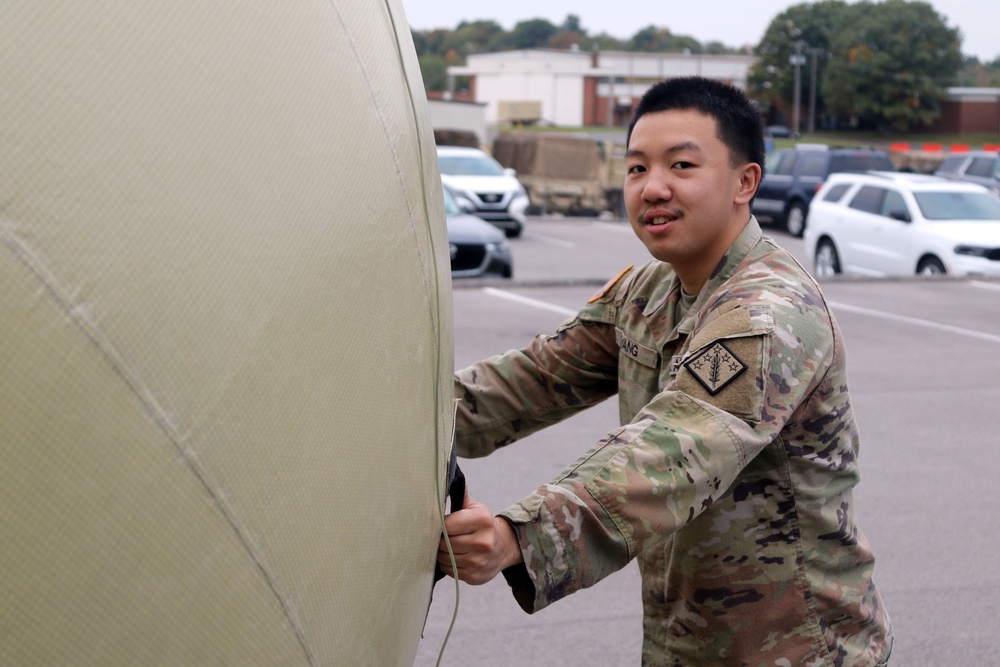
734,162,761,205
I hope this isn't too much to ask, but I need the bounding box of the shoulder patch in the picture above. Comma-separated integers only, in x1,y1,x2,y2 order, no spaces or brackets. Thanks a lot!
683,340,747,396
588,265,634,303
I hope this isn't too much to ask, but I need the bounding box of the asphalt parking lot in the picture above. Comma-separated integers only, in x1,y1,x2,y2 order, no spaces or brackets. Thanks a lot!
417,216,1000,667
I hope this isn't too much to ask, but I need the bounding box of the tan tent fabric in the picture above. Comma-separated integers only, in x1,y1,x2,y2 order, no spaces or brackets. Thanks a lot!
0,2,453,665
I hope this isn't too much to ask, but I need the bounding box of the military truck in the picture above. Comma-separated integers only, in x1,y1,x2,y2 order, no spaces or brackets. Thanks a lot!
597,138,629,218
492,132,611,215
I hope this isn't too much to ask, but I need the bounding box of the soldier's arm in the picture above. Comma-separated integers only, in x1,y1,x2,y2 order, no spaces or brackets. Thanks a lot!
497,294,839,612
454,318,619,458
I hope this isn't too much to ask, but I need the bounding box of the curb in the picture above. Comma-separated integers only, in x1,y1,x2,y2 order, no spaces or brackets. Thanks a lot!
451,274,1000,290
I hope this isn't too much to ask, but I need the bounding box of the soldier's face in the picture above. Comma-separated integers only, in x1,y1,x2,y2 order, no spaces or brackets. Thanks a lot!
624,109,753,275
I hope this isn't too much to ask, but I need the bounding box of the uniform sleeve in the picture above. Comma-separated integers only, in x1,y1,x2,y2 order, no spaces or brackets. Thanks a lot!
453,316,619,458
498,290,839,613
454,265,637,459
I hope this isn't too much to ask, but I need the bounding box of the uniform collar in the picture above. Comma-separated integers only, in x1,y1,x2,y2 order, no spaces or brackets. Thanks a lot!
643,216,764,338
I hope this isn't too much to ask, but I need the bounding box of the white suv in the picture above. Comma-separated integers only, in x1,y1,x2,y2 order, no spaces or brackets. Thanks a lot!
804,171,1000,278
436,146,529,237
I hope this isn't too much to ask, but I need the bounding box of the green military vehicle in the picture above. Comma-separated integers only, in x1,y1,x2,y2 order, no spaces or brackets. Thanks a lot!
493,132,626,216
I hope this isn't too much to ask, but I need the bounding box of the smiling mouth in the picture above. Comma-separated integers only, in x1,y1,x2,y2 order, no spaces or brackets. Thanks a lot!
642,210,681,228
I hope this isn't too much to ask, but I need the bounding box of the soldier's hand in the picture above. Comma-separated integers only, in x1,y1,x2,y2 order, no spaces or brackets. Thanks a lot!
437,489,523,585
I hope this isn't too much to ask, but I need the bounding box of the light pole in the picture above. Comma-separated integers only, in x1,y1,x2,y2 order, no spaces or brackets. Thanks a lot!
789,40,806,135
808,48,822,133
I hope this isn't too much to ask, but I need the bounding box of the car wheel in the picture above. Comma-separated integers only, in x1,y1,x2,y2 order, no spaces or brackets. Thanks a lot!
814,239,841,277
785,201,807,238
917,256,946,276
505,223,523,238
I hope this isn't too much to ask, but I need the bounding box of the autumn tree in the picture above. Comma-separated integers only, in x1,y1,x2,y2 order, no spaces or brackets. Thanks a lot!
824,0,962,130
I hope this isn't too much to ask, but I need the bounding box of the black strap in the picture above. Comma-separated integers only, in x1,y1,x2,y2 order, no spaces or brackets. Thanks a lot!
433,445,465,583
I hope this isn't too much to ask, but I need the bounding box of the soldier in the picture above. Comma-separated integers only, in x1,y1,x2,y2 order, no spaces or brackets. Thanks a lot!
438,76,892,666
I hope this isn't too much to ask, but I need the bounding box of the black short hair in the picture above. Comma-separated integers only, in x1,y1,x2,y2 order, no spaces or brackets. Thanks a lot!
626,76,765,176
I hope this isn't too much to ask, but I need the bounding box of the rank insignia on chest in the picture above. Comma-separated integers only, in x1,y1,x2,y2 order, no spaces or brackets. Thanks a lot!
683,340,747,396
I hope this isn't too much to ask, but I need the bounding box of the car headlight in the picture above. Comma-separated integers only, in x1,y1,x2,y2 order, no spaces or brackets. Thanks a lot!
453,192,476,212
486,240,510,254
954,245,1000,259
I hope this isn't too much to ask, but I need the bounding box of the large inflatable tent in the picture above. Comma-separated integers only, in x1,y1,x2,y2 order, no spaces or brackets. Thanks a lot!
0,1,453,665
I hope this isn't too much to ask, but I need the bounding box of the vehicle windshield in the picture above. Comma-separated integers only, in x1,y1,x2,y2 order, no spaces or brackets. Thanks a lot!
438,155,505,177
914,191,1000,220
441,185,461,216
829,154,895,172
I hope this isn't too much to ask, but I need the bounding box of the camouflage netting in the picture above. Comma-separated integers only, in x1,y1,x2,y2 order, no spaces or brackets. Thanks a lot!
0,1,453,665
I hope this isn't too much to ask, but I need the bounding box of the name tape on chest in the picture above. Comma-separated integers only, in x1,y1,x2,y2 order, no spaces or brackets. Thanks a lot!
615,328,659,368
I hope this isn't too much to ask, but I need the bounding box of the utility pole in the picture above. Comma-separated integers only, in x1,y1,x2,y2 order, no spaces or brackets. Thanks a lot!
790,40,806,136
808,48,820,133
607,75,615,128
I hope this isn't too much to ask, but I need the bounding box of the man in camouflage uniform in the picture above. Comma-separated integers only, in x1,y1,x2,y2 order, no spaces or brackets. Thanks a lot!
439,77,892,666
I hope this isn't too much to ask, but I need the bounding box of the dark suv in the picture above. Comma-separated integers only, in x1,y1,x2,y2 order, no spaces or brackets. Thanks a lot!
934,150,1000,196
752,146,896,237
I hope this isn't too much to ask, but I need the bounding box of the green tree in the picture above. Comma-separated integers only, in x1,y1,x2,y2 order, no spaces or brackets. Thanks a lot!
417,54,448,92
506,18,558,49
824,0,962,130
560,14,584,34
548,30,589,50
441,20,505,58
628,25,702,53
747,1,847,121
957,56,1000,87
589,32,626,51
410,29,428,57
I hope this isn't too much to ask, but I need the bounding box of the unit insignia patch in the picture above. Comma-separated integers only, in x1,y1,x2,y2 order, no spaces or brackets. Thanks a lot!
683,340,747,396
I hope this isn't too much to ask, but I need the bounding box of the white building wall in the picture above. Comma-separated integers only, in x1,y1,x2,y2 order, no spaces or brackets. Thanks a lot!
553,76,585,126
449,49,756,127
452,49,593,125
426,99,487,145
597,52,752,88
469,71,587,126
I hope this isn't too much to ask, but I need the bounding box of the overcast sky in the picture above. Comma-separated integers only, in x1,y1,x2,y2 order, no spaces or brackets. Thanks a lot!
401,0,998,64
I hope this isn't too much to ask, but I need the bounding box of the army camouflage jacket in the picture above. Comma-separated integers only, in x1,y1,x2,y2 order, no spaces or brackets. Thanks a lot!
454,218,892,666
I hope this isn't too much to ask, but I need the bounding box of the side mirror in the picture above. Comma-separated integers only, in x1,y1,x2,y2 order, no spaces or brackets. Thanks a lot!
503,167,517,178
888,210,911,223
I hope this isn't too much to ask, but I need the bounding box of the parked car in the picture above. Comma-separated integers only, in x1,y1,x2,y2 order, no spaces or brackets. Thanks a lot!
753,145,896,237
443,183,513,279
765,124,795,139
437,145,529,238
934,150,1000,196
804,171,1000,278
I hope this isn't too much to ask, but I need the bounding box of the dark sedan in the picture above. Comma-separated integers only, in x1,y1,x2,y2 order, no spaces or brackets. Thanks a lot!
765,125,796,138
444,184,513,278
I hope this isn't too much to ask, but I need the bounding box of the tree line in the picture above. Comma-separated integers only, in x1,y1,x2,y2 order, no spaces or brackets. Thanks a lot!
412,1,1000,132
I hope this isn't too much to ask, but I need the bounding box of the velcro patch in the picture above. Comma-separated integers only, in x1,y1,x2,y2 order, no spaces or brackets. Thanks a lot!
588,265,634,303
683,340,747,396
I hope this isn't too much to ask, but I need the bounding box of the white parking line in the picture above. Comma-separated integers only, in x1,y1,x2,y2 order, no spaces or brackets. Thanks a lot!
482,290,1000,343
482,288,577,317
828,301,1000,344
523,232,576,249
970,281,1000,292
